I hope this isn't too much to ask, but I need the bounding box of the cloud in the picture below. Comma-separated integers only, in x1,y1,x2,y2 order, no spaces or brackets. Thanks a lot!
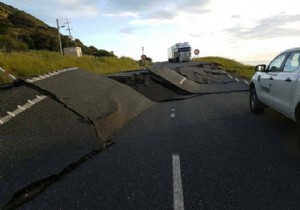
119,26,138,34
104,0,209,20
143,10,178,20
189,33,203,38
227,14,300,39
104,0,175,12
231,15,240,19
104,12,138,17
49,0,99,17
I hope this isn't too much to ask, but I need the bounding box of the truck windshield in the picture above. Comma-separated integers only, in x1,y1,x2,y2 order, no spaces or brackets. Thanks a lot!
178,47,191,52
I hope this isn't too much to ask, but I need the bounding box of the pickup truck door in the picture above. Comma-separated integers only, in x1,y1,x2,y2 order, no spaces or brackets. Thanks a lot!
271,51,300,115
257,53,288,106
257,72,274,105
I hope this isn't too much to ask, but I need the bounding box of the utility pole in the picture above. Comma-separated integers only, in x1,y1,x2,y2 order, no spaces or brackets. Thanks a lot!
65,19,73,40
56,19,64,56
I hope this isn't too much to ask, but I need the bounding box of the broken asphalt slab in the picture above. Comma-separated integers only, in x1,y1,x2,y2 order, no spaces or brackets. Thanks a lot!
149,65,249,94
32,69,153,142
109,62,249,102
1,69,154,208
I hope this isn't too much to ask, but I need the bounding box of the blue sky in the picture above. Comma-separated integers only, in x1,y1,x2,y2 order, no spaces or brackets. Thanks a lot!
1,0,300,62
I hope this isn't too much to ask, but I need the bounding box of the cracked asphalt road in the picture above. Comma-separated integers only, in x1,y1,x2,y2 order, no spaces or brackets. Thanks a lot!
1,63,300,209
5,92,300,210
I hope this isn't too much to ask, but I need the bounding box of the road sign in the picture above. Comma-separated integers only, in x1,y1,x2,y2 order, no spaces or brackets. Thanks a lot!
194,49,200,55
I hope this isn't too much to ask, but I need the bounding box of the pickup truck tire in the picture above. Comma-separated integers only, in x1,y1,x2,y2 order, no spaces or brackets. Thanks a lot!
296,120,300,146
250,89,264,114
295,111,300,146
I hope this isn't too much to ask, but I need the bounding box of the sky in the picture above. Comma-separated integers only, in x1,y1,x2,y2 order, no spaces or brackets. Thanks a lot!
1,0,300,63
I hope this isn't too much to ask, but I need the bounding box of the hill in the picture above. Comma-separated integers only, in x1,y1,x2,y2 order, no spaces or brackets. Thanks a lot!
0,2,113,56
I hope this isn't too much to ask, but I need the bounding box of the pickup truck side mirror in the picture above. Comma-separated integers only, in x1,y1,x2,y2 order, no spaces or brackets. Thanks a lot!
255,64,267,72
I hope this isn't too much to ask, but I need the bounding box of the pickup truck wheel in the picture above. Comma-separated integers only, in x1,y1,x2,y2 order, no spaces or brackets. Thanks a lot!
296,121,300,146
296,114,300,147
250,89,264,114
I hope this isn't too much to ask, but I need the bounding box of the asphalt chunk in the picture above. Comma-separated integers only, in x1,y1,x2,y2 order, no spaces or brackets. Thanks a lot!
32,69,153,142
149,66,249,94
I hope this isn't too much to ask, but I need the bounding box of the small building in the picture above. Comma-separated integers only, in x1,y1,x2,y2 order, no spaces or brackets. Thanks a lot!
63,47,82,57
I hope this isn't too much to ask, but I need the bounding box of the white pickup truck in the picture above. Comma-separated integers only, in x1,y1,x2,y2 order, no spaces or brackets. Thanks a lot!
249,48,300,136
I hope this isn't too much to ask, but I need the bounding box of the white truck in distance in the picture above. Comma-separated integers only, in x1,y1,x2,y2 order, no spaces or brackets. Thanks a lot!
168,42,192,63
249,47,300,140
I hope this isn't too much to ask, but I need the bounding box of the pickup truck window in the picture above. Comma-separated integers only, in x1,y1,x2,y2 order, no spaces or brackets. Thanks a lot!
268,53,288,72
283,51,300,72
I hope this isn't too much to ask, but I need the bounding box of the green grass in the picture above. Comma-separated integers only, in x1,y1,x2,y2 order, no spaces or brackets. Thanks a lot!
0,50,141,83
1,52,256,83
193,56,255,79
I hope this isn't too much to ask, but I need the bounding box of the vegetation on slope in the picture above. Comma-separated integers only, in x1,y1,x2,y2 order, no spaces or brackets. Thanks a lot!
0,2,141,84
0,2,114,57
193,56,255,79
0,51,140,83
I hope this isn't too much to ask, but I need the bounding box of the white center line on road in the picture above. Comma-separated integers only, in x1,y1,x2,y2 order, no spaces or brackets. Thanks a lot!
179,78,187,85
171,109,176,118
172,154,184,210
235,78,240,82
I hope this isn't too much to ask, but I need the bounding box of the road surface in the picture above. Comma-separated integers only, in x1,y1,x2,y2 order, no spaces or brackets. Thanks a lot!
0,63,299,210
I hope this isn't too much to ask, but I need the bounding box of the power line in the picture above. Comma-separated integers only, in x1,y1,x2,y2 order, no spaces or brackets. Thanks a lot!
65,18,73,40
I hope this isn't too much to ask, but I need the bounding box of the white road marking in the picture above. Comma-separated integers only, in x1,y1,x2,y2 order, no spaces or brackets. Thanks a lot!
235,78,240,82
179,78,187,85
7,112,16,117
227,74,233,79
221,70,226,74
17,105,26,111
25,67,78,83
171,109,176,118
28,100,35,105
9,74,17,80
173,154,184,210
36,95,44,99
0,95,47,126
0,67,17,80
244,80,250,85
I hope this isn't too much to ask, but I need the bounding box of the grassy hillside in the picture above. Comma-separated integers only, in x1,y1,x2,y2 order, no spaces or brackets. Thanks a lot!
0,51,140,83
0,2,114,56
193,56,255,79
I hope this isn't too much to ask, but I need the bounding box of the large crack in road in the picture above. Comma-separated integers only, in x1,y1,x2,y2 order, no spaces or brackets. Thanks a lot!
1,62,250,209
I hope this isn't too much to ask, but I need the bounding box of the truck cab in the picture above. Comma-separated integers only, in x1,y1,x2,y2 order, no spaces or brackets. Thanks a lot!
168,42,192,62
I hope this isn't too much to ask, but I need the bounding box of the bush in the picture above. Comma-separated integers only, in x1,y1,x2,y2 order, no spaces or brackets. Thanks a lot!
0,35,28,52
